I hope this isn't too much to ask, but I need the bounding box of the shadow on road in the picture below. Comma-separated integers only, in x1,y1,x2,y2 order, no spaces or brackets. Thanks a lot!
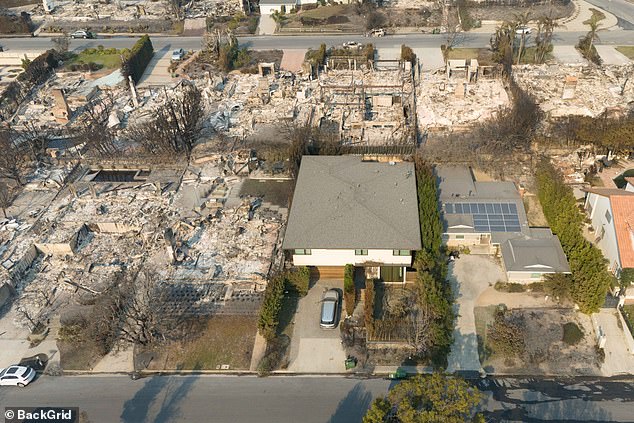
120,370,199,423
328,382,373,423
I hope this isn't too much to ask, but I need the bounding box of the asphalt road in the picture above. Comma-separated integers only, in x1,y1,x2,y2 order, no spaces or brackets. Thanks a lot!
0,30,633,54
585,0,634,29
1,375,634,423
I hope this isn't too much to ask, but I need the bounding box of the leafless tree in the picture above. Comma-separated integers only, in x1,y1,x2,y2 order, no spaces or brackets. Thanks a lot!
70,93,119,157
103,270,182,347
0,128,28,185
126,82,204,156
0,183,12,218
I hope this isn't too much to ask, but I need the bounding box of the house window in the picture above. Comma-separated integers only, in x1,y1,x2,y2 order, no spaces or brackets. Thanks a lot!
454,235,465,239
531,273,541,278
392,250,410,256
605,210,612,223
355,249,368,256
294,249,311,255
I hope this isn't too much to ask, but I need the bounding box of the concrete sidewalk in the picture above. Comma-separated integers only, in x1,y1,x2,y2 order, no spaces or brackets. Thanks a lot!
595,45,632,65
552,45,588,65
594,310,634,377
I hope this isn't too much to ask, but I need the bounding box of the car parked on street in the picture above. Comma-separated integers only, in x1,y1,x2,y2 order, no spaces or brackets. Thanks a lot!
70,30,94,39
342,41,360,49
0,365,36,387
171,48,185,62
320,289,340,329
516,27,532,35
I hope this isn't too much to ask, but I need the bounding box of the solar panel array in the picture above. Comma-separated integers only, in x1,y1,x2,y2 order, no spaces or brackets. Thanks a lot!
444,202,522,232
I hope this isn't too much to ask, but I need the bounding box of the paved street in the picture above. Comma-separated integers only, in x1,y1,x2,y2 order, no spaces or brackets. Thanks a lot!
1,375,634,422
0,30,633,54
585,0,634,29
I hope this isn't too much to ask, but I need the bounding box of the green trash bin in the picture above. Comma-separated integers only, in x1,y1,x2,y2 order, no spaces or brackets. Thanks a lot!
345,358,357,369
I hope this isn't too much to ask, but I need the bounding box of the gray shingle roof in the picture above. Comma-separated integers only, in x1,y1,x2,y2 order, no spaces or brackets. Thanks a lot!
500,235,571,273
282,156,422,250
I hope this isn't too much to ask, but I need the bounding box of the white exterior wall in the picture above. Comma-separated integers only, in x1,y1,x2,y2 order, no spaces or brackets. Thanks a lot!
585,193,621,273
443,233,485,247
291,249,412,267
626,182,634,193
260,4,283,14
507,270,555,284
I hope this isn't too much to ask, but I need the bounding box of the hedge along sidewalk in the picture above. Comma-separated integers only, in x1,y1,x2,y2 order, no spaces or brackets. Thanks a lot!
120,34,154,84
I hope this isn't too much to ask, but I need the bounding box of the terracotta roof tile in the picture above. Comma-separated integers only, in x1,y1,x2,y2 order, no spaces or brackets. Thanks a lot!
610,195,634,269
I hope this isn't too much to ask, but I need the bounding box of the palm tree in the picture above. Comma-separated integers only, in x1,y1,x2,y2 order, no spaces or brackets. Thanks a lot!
514,12,531,65
535,14,560,64
585,15,602,58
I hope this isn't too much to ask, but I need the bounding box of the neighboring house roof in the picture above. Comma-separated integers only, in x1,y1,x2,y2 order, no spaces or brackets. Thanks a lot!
260,0,297,4
501,234,571,273
584,187,634,197
436,165,530,236
282,156,422,250
610,195,634,268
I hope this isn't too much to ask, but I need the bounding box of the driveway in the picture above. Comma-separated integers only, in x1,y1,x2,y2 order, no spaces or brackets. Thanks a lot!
552,46,588,65
257,15,276,35
287,279,347,373
595,45,631,65
446,255,506,373
137,45,175,88
594,310,634,376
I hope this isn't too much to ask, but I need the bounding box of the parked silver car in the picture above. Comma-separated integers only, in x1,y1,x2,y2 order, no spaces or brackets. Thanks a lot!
171,48,185,62
320,289,340,329
70,30,94,39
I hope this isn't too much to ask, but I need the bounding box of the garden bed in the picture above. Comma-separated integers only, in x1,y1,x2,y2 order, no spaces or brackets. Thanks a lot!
475,306,601,375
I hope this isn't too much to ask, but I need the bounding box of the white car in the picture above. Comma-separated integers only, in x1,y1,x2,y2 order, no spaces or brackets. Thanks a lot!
0,365,36,387
171,48,185,61
516,27,532,35
342,41,360,49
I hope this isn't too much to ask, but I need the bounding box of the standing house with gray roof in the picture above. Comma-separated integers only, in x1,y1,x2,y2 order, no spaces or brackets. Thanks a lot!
283,156,421,282
437,166,570,283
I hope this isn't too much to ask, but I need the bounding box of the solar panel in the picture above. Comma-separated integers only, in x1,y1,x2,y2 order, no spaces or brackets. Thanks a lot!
444,202,522,233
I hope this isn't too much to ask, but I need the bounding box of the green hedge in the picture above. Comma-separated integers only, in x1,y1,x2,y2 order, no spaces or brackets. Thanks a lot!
257,274,285,341
364,278,375,338
285,266,310,296
344,264,355,316
536,159,612,313
121,34,154,83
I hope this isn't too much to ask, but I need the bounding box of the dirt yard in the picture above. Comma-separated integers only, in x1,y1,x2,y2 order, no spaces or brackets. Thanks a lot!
523,194,549,227
143,315,257,371
476,306,601,376
469,1,575,21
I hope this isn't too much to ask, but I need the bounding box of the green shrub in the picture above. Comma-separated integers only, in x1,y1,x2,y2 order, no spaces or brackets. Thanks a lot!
562,322,584,345
257,274,286,341
344,264,355,316
401,45,415,64
121,34,154,83
257,334,290,375
285,267,310,296
488,308,525,357
537,160,612,314
621,268,634,287
364,279,375,337
527,282,544,292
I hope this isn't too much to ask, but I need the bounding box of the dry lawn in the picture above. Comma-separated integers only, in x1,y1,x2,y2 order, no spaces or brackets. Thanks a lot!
146,315,257,370
523,194,548,227
616,46,634,60
477,307,601,376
